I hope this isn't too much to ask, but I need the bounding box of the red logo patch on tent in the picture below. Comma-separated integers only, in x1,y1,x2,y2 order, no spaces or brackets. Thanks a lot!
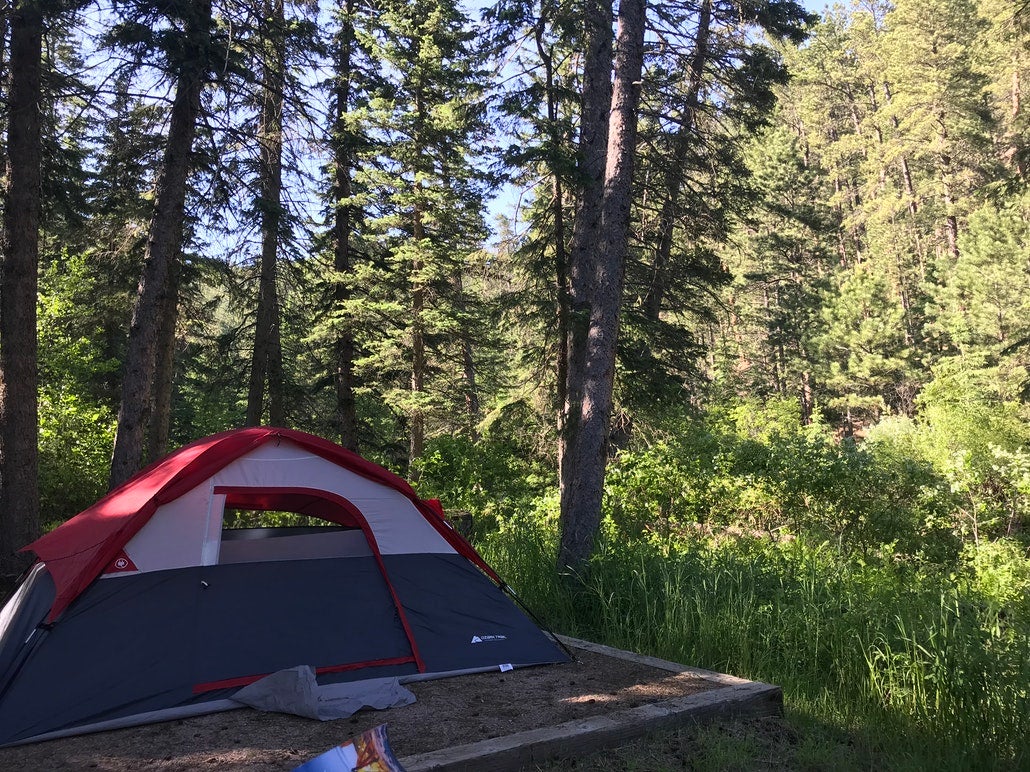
103,550,138,574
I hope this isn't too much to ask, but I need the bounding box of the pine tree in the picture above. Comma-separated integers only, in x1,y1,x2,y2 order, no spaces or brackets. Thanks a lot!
624,0,812,412
765,0,990,417
109,0,217,487
245,0,287,427
85,75,166,411
328,0,363,451
977,0,1030,180
817,263,916,428
486,0,581,418
716,122,836,422
934,194,1030,353
883,0,996,264
351,0,489,472
0,0,44,576
557,0,646,572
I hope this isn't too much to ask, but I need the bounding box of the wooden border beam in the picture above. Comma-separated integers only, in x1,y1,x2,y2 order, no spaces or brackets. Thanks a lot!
399,637,782,771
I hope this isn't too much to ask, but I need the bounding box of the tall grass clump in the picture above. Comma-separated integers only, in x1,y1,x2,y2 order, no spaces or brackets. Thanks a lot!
482,523,1030,769
434,396,1030,769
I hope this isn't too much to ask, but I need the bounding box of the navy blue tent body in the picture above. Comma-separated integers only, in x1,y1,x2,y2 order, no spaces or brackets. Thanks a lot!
0,428,568,746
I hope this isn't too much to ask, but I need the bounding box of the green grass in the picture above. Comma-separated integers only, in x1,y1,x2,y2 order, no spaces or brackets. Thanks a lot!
481,523,1030,770
532,714,875,771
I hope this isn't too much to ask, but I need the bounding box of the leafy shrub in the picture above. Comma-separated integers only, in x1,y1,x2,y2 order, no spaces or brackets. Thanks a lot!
39,388,115,527
486,523,1030,769
961,538,1030,625
869,363,1030,544
604,431,721,545
602,403,958,559
415,432,552,537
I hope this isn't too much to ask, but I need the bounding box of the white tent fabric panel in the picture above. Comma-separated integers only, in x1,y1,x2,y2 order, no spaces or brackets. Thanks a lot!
120,439,456,575
208,441,456,556
120,484,215,573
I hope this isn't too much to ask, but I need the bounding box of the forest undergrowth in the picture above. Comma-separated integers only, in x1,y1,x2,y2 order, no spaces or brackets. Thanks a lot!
418,398,1030,771
482,529,1030,770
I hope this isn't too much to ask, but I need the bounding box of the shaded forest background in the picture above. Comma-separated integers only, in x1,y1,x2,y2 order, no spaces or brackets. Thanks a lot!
1,0,1025,551
2,0,1030,767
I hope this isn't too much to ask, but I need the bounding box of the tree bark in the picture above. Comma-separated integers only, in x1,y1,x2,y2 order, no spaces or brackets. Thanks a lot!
462,336,479,438
333,0,360,452
408,72,429,476
1011,66,1025,178
0,4,10,190
409,194,426,476
559,0,612,535
876,80,920,341
453,270,480,438
109,0,211,489
0,0,42,576
147,255,180,462
558,0,646,573
882,82,919,218
800,370,813,425
939,115,960,262
246,0,286,428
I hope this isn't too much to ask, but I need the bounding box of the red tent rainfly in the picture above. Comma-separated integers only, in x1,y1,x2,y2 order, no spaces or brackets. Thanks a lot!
0,427,566,746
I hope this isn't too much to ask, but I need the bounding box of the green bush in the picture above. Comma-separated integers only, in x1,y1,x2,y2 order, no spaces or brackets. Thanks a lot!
39,388,115,527
911,359,1030,543
415,431,552,537
484,517,1030,770
600,403,959,560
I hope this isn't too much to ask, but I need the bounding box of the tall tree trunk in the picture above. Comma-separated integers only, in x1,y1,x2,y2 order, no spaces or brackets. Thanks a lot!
147,256,180,462
884,82,925,276
799,370,813,426
558,0,646,573
643,0,711,320
0,0,42,576
409,199,426,477
875,80,919,341
462,337,479,438
559,0,612,534
408,74,428,475
333,0,360,452
534,12,570,415
267,314,284,424
109,0,211,489
246,0,286,428
0,4,10,191
453,270,480,438
938,116,960,262
882,82,920,224
1013,67,1021,179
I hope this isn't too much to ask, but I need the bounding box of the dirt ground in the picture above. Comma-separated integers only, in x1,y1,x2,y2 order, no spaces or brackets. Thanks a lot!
0,646,717,771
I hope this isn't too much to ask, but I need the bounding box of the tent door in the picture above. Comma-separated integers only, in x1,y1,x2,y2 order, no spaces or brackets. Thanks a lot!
191,487,424,694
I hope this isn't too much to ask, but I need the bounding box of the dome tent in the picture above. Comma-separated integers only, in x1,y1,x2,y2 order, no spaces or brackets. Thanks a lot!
0,427,568,746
